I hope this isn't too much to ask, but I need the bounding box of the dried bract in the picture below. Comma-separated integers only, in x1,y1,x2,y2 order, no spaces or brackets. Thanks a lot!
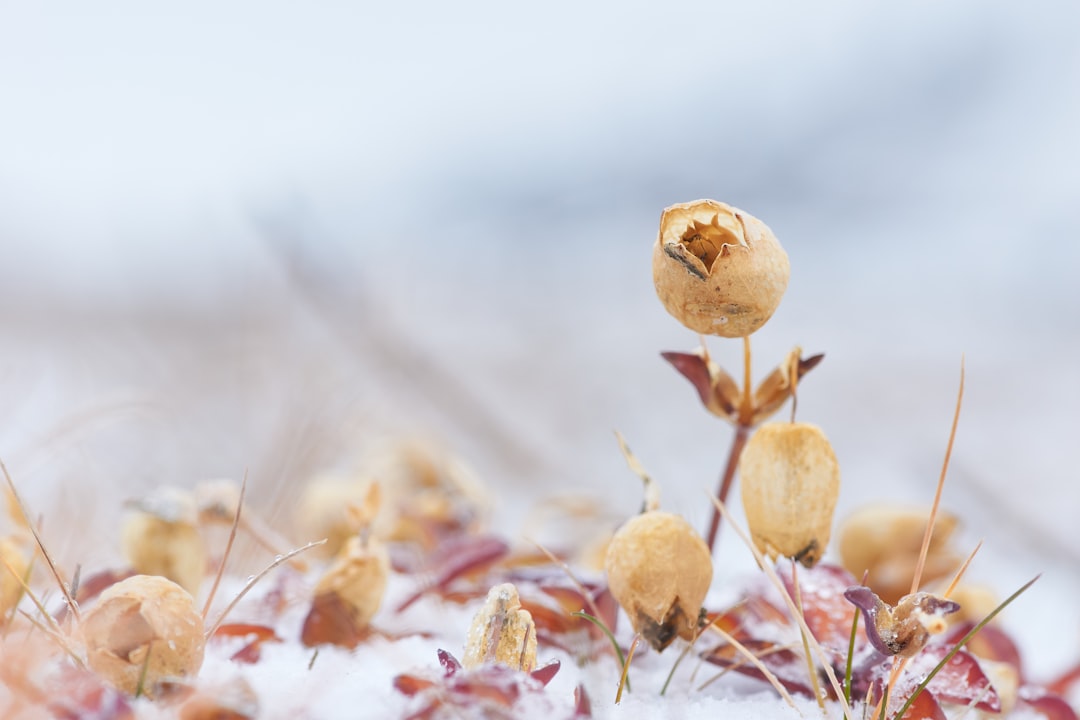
80,575,206,697
652,199,789,337
843,586,959,658
463,583,537,672
121,487,206,596
838,505,961,605
662,346,823,426
739,422,840,567
604,511,712,650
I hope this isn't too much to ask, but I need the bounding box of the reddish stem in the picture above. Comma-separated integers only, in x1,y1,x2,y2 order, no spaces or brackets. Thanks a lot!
704,423,751,553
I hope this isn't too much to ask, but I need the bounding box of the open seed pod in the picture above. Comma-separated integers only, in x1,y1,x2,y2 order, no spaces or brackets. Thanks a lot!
604,511,712,651
838,505,962,605
121,487,206,595
80,574,205,697
652,199,789,338
462,583,537,672
739,422,840,567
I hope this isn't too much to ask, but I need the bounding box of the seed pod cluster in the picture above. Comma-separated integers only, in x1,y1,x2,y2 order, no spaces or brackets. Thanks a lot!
653,199,789,338
121,487,206,595
838,505,962,604
604,511,712,651
462,583,537,672
80,574,206,697
739,422,840,567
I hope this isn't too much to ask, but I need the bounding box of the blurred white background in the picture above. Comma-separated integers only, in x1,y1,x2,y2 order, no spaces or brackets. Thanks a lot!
1,1,1078,673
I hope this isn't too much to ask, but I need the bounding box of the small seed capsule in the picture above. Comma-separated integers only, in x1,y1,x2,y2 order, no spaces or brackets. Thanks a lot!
462,583,537,672
80,575,205,697
739,422,840,567
604,511,712,651
652,199,789,338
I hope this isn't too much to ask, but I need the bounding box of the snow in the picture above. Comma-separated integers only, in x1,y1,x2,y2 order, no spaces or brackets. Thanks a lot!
1,2,1079,718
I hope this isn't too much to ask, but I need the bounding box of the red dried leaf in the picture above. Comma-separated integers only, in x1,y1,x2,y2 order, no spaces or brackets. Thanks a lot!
780,563,860,657
573,684,592,717
897,645,1001,713
301,591,370,649
1047,661,1080,698
396,535,509,612
529,660,560,687
393,674,437,697
1019,685,1080,720
46,666,134,720
945,621,1023,677
895,688,947,720
702,638,817,697
212,623,279,641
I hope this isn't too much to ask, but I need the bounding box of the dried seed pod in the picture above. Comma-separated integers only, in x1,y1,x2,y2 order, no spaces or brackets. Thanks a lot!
604,511,712,651
652,199,789,338
844,586,959,658
1,535,30,618
121,487,206,595
301,486,389,650
838,505,962,605
739,422,840,567
80,575,205,697
374,439,489,545
294,474,375,559
462,583,537,672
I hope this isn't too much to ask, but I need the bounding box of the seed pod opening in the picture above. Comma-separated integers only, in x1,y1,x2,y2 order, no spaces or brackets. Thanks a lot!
652,200,789,338
604,511,712,651
739,422,840,567
81,575,205,697
462,583,537,672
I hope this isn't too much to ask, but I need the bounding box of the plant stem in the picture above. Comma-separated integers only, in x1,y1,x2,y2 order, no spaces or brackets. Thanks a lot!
705,423,750,553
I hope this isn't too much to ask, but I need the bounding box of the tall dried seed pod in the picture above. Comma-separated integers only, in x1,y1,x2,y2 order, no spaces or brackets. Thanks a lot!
653,199,789,338
121,488,206,595
739,422,840,567
838,505,961,605
604,511,712,651
462,583,537,672
81,575,205,697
